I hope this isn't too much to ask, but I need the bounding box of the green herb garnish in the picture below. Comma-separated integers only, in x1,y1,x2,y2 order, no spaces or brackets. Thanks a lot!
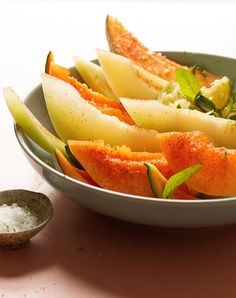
145,162,203,199
224,91,236,119
163,164,203,198
176,68,223,117
175,68,201,102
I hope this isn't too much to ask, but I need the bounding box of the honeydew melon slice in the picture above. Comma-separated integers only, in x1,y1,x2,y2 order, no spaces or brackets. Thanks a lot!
96,49,168,99
121,98,236,149
73,56,118,101
41,74,161,152
3,87,66,155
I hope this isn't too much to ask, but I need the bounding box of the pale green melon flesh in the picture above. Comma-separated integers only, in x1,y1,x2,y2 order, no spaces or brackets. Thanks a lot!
96,49,160,99
121,98,236,149
3,87,66,155
41,74,161,152
74,56,119,102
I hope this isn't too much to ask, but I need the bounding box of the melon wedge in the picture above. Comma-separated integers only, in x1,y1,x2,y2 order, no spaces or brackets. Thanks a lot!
96,49,168,99
41,74,161,152
106,15,219,87
121,98,236,149
68,140,169,197
54,149,98,186
47,58,134,125
73,56,118,101
3,87,66,155
68,140,194,198
159,131,236,196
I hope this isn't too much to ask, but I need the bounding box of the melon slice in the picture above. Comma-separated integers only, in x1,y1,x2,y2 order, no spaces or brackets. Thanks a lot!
54,149,98,186
159,131,236,196
68,140,194,199
47,55,134,125
106,15,219,87
3,87,66,155
45,52,134,125
68,140,169,197
73,56,118,101
121,98,236,149
96,49,168,99
41,74,161,152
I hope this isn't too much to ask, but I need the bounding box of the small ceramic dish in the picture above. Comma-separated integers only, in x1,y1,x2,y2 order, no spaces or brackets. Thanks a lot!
0,189,53,248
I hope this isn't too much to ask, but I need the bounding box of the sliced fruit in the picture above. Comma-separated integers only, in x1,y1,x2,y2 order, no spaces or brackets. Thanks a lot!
121,98,236,149
47,55,134,125
145,163,166,197
73,56,118,101
145,163,197,200
106,15,219,86
54,149,98,186
3,87,66,155
159,131,236,196
45,51,54,74
67,140,182,197
96,49,168,99
201,76,231,110
41,74,161,152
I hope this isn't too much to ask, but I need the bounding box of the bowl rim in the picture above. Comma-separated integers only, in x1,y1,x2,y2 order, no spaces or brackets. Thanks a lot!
14,50,236,206
0,189,53,235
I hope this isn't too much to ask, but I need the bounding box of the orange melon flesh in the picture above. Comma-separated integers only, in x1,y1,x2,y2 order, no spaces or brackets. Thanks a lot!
106,15,219,87
48,60,134,125
159,131,236,196
67,140,192,198
54,149,98,186
45,51,54,74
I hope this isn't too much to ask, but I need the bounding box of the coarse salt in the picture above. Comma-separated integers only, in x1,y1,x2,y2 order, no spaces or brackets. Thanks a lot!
0,203,38,233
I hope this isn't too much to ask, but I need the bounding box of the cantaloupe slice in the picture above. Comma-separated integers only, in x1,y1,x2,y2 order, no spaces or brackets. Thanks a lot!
67,140,172,197
67,140,194,198
3,87,66,155
41,74,161,152
121,98,236,149
159,131,236,196
96,49,168,99
54,149,98,186
106,15,219,87
48,57,134,125
73,56,118,101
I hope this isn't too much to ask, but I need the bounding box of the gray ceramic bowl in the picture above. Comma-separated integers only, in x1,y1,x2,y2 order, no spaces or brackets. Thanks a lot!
0,189,53,248
14,52,236,228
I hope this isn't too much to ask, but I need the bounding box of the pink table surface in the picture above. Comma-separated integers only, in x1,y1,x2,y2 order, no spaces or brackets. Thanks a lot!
1,132,236,298
1,2,236,297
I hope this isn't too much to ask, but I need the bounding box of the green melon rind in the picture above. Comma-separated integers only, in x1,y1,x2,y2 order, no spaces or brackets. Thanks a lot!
3,87,67,155
144,163,164,197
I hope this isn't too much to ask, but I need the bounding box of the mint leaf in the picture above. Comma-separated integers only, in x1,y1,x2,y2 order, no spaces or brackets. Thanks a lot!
225,92,236,119
228,111,236,120
163,164,203,198
175,68,201,102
